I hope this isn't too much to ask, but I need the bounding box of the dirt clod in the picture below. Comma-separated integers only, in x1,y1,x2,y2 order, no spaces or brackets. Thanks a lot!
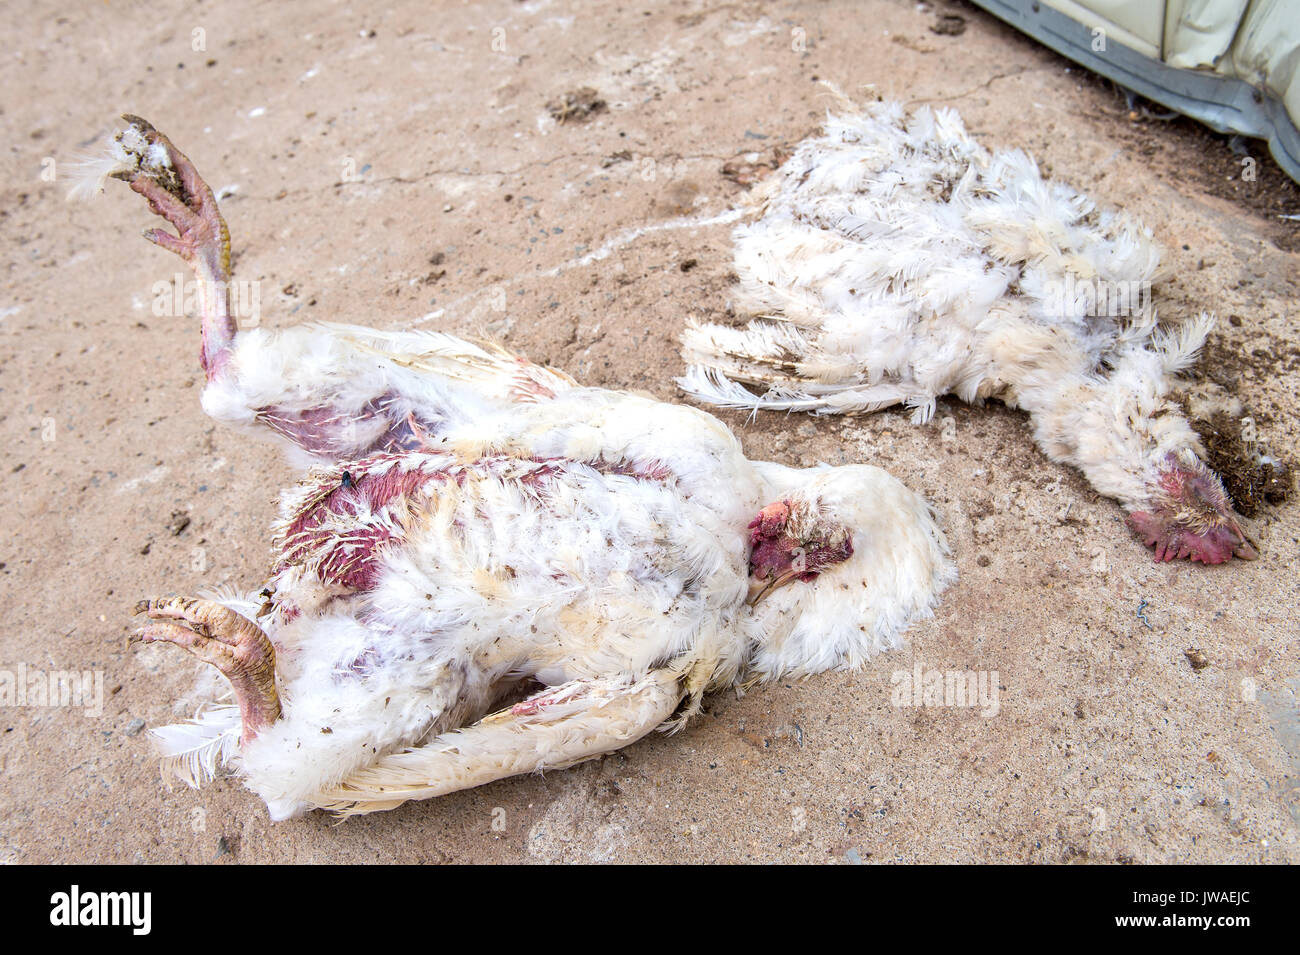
547,87,607,124
930,14,967,36
1192,412,1292,516
721,145,792,189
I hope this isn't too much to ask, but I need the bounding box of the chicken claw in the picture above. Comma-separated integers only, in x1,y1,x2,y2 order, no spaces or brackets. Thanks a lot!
131,597,281,740
112,117,231,274
110,116,236,377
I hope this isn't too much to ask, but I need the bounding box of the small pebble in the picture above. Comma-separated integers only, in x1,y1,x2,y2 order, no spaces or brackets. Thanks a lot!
124,718,146,737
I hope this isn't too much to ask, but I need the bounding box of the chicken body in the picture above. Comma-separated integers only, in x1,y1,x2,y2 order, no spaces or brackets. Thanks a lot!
680,99,1256,564
91,117,954,818
246,449,751,818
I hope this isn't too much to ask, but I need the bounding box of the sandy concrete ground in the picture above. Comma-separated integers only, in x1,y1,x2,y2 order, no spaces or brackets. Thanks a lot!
1,0,1297,864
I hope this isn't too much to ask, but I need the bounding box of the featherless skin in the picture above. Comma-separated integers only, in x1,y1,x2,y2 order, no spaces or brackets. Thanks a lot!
680,97,1257,565
80,116,954,818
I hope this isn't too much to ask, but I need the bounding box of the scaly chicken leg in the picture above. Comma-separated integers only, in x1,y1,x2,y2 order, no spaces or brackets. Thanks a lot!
110,116,236,378
130,597,281,740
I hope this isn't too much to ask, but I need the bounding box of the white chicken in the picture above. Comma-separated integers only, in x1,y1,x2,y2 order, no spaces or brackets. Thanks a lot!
85,117,954,819
680,97,1257,565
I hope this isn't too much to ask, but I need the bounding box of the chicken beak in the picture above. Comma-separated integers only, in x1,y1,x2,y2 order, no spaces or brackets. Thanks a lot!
747,570,800,606
1228,518,1259,561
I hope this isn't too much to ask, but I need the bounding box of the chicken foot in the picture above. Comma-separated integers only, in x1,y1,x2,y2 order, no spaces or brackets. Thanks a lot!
111,115,236,379
131,597,281,740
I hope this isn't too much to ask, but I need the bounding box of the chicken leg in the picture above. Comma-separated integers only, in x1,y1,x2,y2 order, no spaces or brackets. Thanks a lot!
131,597,281,740
110,116,236,378
107,115,580,464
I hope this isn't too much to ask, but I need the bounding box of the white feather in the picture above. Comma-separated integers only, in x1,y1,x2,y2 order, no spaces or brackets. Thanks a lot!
66,120,173,202
149,704,241,789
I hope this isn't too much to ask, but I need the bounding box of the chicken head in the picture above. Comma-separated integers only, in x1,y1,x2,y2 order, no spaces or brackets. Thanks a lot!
747,498,855,604
1127,452,1258,564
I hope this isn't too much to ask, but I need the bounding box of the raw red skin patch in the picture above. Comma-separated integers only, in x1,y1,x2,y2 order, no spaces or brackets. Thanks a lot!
276,453,677,592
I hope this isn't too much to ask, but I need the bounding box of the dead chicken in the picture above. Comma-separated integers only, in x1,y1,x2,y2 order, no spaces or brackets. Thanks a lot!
80,117,953,819
680,98,1259,564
